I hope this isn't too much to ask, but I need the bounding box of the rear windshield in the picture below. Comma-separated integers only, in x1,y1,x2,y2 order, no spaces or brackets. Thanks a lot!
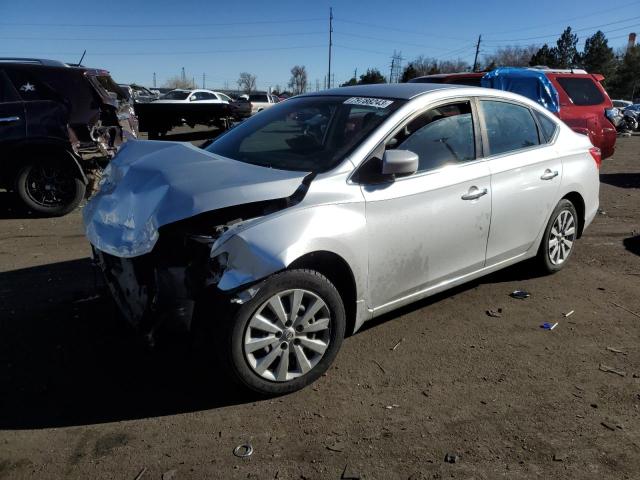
555,77,604,106
249,94,269,102
206,95,406,172
161,90,189,100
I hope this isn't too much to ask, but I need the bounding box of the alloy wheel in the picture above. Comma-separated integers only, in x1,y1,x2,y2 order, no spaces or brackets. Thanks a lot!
548,209,576,265
243,289,332,382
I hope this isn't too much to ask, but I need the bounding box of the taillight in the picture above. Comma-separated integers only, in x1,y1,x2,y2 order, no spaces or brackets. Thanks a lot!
589,147,602,169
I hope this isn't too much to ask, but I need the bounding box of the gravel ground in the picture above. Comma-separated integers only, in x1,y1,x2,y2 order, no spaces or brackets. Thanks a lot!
0,135,639,479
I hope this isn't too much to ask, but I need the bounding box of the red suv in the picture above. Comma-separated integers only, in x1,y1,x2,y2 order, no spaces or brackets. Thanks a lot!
410,68,618,159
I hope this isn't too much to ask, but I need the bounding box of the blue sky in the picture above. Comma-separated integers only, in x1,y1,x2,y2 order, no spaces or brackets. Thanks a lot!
0,0,638,91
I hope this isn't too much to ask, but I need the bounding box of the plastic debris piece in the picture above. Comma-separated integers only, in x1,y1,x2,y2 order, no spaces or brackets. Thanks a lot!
540,322,558,330
134,468,147,480
233,443,254,458
162,470,177,480
391,338,404,351
606,346,626,354
444,453,459,464
486,308,503,318
563,310,575,318
599,364,626,377
601,422,616,431
510,290,530,299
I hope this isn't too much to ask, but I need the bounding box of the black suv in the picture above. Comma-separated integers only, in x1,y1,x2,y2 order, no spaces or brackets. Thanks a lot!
0,58,137,216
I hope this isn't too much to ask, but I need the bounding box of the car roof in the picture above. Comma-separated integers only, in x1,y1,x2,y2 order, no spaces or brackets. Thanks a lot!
300,83,465,100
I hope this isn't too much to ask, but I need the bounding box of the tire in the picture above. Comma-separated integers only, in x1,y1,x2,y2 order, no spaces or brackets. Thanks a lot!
213,269,346,396
536,199,578,273
15,159,86,216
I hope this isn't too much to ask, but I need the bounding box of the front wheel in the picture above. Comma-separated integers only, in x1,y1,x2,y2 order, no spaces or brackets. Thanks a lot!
536,199,578,273
215,269,346,395
15,160,86,216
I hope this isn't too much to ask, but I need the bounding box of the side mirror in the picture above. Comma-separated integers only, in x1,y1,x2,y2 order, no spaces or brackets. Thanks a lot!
382,150,418,176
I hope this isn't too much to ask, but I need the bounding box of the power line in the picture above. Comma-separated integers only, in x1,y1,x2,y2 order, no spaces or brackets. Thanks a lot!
485,15,640,43
0,31,326,42
0,17,325,28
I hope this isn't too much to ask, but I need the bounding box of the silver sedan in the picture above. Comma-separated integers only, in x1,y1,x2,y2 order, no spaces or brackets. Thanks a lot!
84,83,600,395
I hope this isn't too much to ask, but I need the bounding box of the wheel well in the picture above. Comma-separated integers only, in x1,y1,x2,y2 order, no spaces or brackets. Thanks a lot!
289,251,357,336
0,144,84,188
562,192,585,238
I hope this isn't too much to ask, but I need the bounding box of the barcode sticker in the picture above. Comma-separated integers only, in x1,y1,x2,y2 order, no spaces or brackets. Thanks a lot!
343,97,394,108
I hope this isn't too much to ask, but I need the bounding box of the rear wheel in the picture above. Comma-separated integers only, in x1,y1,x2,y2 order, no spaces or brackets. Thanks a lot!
537,199,578,273
15,159,85,216
213,269,346,395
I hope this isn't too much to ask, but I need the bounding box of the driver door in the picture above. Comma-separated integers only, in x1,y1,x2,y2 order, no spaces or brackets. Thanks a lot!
359,99,492,310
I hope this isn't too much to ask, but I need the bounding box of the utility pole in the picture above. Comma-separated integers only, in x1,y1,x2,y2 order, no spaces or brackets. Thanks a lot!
473,35,482,72
181,67,186,83
153,72,156,88
389,58,395,83
354,68,357,81
327,7,333,89
202,73,205,89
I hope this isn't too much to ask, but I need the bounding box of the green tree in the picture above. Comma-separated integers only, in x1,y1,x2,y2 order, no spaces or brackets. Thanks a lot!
400,63,418,82
554,27,580,68
530,44,557,67
340,77,358,87
609,45,640,100
581,31,616,81
359,68,386,84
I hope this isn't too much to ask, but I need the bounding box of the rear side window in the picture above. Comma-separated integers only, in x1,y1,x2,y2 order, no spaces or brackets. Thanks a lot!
481,100,539,156
249,94,268,102
389,101,476,172
555,77,604,106
0,71,19,102
5,69,57,101
534,110,558,143
448,77,482,87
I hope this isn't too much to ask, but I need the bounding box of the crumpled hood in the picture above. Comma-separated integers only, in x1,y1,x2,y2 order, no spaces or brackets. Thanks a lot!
83,140,308,258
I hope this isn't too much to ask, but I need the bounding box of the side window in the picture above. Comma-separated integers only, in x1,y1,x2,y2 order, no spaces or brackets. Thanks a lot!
5,69,55,101
533,110,558,143
0,71,20,102
481,100,539,156
388,101,476,172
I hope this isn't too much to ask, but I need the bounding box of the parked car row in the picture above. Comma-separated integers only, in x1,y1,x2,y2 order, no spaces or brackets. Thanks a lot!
409,67,619,159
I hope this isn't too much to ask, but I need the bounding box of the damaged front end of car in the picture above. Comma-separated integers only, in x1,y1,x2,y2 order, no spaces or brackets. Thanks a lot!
84,140,312,340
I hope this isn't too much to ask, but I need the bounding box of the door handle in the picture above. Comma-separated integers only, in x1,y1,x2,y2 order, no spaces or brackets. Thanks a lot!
541,169,559,180
461,187,488,201
0,116,20,123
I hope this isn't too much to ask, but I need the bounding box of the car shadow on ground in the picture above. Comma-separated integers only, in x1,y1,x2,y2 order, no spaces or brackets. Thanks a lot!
599,173,640,189
0,258,250,430
0,257,545,430
0,191,41,220
623,235,640,256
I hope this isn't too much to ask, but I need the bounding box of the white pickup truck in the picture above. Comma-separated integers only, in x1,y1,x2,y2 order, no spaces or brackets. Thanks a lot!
248,93,279,115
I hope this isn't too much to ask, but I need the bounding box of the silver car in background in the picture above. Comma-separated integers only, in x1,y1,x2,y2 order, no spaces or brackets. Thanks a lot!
84,83,600,395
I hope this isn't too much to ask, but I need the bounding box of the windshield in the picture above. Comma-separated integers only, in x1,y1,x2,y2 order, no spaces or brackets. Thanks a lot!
206,95,405,172
161,90,190,100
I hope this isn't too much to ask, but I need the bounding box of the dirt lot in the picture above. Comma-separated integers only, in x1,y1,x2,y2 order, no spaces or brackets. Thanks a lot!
1,135,639,480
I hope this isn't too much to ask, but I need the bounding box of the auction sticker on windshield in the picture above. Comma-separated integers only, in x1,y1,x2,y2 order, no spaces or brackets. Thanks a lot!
344,97,394,108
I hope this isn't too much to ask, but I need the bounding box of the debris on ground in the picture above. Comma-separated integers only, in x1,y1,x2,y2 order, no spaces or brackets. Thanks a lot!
563,310,575,317
385,404,400,409
611,301,640,319
601,422,617,431
162,470,177,480
372,360,386,375
444,453,459,464
340,464,361,479
540,322,559,330
326,443,344,453
606,347,627,355
553,453,567,462
598,209,607,215
391,338,404,351
233,443,254,458
486,308,503,318
599,364,627,377
133,467,147,480
510,290,530,299
72,294,102,304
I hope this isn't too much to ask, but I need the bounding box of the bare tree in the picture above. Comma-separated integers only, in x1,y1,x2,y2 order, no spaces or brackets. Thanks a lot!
237,72,257,94
483,45,539,68
289,65,307,95
164,75,195,89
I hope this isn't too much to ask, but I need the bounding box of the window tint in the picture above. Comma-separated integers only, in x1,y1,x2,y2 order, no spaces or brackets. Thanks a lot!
161,90,189,100
218,93,232,102
0,71,19,102
555,77,604,106
481,100,539,155
448,77,482,87
5,69,57,101
388,101,475,172
534,110,558,143
249,94,268,102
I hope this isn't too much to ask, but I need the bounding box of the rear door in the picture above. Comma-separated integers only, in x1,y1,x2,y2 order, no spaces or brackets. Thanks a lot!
0,70,25,146
479,99,562,265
